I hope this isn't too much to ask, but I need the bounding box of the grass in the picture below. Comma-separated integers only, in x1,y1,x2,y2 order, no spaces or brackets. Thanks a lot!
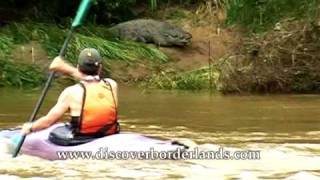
213,18,320,94
225,0,319,32
0,36,14,59
0,22,168,87
2,23,168,62
67,34,168,64
0,33,44,87
146,66,219,90
0,59,46,87
3,1,319,91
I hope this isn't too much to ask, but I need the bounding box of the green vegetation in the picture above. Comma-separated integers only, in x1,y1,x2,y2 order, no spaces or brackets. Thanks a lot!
1,0,320,93
148,0,320,93
1,23,167,63
0,22,167,87
68,35,168,64
225,0,319,32
214,19,320,93
0,60,46,87
0,36,14,59
150,0,158,11
216,0,320,93
0,0,197,25
7,0,317,32
0,33,45,87
146,67,219,90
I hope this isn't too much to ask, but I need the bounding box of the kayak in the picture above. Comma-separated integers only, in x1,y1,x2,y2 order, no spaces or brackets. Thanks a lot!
0,123,188,160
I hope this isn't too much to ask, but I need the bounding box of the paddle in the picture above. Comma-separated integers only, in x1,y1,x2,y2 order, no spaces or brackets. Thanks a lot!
12,0,93,158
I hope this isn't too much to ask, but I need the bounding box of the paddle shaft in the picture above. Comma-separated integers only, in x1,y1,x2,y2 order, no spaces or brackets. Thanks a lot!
12,28,75,157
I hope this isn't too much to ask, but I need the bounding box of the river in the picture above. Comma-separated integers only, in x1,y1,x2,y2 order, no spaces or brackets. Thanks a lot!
0,86,319,179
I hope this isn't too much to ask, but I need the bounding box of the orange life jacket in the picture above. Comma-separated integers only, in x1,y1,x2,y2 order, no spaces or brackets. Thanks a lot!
78,80,118,136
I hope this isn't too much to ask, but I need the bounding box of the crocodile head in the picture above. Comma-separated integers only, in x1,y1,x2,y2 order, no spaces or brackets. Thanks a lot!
160,22,192,46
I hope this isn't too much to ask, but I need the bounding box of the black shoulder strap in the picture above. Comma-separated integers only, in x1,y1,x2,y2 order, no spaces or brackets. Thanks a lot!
101,79,118,120
78,82,87,133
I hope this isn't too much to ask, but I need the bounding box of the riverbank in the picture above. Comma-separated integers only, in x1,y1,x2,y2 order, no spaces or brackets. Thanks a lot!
145,1,320,93
1,1,319,94
0,22,168,87
0,4,238,90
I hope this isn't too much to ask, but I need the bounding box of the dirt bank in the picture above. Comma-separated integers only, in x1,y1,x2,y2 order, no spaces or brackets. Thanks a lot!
11,41,50,70
107,25,241,83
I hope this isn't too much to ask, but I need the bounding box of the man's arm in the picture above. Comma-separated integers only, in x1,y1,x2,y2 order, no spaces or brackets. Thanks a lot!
49,56,85,80
21,89,70,134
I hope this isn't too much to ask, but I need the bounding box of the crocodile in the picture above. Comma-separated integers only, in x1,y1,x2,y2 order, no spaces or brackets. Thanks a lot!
108,19,192,47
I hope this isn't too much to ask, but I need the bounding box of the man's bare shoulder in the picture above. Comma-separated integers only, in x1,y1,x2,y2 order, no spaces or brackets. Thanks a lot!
61,84,82,95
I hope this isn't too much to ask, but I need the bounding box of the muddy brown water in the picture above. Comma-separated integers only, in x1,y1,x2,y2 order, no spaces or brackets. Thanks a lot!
0,86,319,179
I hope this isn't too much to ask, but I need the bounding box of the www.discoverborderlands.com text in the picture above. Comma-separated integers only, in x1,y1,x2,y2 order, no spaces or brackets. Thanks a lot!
56,147,261,160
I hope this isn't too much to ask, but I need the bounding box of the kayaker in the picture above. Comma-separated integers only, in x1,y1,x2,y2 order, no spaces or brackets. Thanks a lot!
21,48,119,145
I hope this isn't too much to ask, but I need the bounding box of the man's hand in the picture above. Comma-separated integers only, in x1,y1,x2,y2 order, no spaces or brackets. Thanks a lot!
49,56,67,72
21,123,33,135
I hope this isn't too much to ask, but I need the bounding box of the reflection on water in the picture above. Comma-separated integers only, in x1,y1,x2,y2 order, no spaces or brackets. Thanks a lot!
0,86,320,179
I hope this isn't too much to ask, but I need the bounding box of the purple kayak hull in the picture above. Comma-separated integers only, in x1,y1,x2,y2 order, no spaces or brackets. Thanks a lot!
0,123,187,160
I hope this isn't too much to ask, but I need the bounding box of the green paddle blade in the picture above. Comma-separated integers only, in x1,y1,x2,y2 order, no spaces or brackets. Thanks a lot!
72,0,92,27
11,134,22,147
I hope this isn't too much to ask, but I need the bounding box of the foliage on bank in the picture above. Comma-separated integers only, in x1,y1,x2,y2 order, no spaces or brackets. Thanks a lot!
149,18,320,94
217,0,320,93
146,67,219,90
2,0,320,93
225,0,319,32
0,0,208,25
215,19,320,93
0,22,167,87
134,0,320,93
2,23,167,63
0,60,46,87
0,30,45,87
